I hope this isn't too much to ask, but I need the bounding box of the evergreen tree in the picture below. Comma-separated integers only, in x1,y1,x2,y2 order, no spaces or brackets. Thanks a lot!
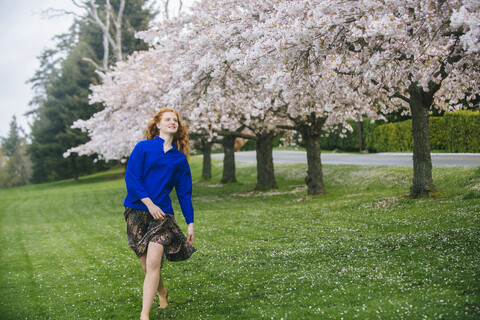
28,0,156,183
1,116,21,157
28,43,106,182
0,116,31,188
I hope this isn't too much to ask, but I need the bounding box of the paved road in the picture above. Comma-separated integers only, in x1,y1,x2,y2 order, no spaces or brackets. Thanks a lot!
211,151,480,167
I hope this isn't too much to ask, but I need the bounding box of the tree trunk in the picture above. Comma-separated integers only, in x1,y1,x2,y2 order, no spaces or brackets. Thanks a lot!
114,0,126,62
221,136,237,183
409,86,438,197
255,131,277,190
71,155,79,181
301,132,325,195
295,114,327,195
357,117,363,152
201,139,212,180
103,0,111,69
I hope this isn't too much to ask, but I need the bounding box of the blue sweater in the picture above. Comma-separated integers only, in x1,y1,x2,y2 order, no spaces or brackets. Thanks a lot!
124,136,194,224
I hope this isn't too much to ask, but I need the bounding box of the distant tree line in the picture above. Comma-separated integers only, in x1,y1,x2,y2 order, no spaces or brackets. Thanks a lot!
0,117,31,188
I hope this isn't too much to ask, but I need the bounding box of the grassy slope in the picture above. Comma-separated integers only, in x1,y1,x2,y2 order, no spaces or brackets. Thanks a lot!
0,157,479,319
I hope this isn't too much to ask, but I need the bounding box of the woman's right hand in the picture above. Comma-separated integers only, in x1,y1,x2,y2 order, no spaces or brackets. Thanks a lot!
141,198,166,220
148,204,166,220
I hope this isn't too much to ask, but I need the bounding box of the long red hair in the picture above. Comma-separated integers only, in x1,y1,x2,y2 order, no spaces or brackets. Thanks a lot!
145,108,190,159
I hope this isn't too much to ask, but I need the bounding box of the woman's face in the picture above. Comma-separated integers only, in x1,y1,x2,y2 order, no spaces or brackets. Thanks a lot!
156,111,179,135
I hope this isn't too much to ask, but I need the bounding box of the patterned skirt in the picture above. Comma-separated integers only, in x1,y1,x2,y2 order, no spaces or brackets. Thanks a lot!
124,207,196,263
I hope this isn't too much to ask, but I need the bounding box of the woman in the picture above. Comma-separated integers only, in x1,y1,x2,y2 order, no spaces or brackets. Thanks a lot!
123,108,196,320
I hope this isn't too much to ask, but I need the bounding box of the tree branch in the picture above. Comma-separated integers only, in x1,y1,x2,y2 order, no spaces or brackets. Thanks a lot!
391,90,411,104
190,132,222,144
88,0,117,52
213,129,258,141
277,125,299,131
82,57,107,72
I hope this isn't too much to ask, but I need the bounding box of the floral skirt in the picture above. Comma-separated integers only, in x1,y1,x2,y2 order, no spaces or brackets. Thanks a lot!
124,207,196,263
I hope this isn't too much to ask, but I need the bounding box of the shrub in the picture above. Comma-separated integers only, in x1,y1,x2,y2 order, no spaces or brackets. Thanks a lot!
429,117,447,150
363,119,379,152
315,111,478,153
444,110,480,152
366,111,478,153
364,120,413,152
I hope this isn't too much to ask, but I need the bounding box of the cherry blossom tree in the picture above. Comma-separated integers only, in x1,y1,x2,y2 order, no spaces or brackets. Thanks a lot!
64,8,195,161
322,0,480,197
237,0,479,196
235,0,382,194
140,11,256,184
66,0,479,198
64,47,170,161
160,0,369,193
154,1,290,190
157,0,380,194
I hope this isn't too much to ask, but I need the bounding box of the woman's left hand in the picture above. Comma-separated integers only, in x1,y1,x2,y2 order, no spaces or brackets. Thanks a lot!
187,223,194,244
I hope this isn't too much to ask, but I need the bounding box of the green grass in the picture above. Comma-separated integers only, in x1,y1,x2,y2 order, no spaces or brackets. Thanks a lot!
1,158,479,319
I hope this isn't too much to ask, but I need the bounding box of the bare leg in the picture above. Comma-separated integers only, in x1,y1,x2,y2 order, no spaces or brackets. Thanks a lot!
157,276,168,309
140,242,165,320
138,253,168,308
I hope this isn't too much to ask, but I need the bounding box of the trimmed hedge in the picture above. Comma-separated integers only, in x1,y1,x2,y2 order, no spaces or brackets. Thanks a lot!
322,111,480,153
444,110,480,153
429,117,448,150
371,120,412,152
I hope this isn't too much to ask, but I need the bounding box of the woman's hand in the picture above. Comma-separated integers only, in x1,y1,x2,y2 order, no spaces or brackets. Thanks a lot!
148,204,166,220
141,198,166,220
187,223,194,244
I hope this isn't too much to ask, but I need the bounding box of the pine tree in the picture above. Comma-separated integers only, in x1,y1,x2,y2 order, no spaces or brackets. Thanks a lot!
28,0,156,183
0,116,31,188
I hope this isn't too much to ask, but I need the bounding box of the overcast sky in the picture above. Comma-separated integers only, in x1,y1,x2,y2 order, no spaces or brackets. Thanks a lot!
0,0,83,137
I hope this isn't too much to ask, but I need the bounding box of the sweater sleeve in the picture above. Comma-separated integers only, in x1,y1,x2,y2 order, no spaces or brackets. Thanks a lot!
175,161,194,224
125,142,149,203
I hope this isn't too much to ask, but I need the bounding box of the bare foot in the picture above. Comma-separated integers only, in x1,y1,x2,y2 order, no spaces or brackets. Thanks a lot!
158,288,169,309
140,312,149,320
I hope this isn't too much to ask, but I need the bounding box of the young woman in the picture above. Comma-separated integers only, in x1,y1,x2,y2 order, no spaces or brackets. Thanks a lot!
123,108,196,320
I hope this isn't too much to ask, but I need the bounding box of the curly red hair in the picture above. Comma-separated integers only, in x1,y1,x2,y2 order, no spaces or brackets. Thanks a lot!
145,108,190,159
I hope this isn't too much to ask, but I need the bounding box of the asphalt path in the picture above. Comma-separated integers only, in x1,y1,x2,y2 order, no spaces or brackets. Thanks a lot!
211,151,480,167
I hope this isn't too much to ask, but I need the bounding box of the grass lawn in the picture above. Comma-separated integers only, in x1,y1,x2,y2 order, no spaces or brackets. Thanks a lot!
0,157,479,319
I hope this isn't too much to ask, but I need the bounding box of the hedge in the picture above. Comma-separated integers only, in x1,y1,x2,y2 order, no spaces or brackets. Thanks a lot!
369,120,413,152
429,117,447,150
321,111,479,153
444,110,480,153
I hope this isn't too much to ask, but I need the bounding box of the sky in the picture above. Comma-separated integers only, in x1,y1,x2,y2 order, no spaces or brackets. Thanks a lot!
0,0,83,138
